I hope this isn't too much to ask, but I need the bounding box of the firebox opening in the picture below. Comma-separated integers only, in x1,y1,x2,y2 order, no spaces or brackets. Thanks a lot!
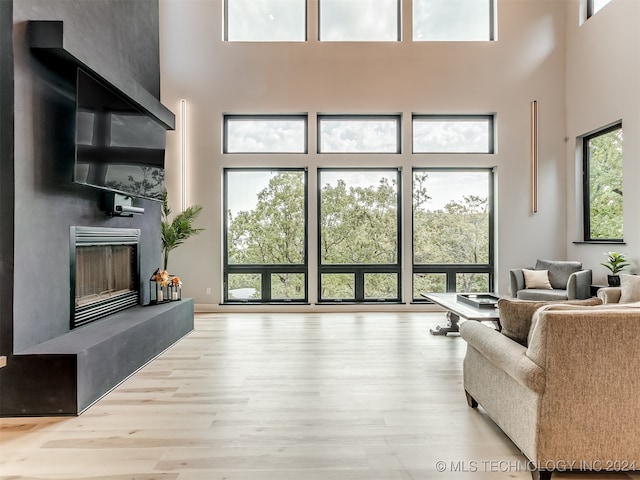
71,227,141,329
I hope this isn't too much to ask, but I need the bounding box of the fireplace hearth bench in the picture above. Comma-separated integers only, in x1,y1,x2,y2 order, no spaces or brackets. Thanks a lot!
0,299,193,416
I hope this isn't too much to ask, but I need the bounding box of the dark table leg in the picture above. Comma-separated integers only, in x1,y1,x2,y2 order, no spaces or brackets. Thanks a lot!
430,311,460,335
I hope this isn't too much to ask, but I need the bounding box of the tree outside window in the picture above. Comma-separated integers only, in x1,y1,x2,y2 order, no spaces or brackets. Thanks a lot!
224,169,307,302
413,169,493,299
318,169,401,302
583,124,623,241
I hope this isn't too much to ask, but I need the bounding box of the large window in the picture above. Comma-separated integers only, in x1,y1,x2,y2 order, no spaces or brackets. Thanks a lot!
413,168,494,300
224,115,308,153
413,115,494,153
318,115,401,153
319,0,400,42
224,169,308,302
318,169,401,302
583,123,623,242
221,113,497,305
225,0,306,42
413,0,494,41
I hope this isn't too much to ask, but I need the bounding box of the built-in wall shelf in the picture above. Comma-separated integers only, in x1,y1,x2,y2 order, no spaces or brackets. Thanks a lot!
28,20,175,130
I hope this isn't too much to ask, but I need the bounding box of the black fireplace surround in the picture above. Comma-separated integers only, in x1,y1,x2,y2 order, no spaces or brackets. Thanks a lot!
0,2,194,416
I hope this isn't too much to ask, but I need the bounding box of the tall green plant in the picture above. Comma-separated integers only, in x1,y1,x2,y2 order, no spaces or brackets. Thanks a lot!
161,190,204,270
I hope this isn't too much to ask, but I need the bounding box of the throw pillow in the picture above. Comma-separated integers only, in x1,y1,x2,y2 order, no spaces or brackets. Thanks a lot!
498,297,603,346
535,259,582,289
523,269,552,290
619,274,640,303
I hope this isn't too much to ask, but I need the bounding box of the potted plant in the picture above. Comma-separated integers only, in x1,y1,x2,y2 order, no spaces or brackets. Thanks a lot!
600,252,629,286
161,189,204,270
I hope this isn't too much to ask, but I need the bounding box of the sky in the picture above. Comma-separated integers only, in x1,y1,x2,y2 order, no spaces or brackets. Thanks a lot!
227,117,489,154
226,119,306,153
413,118,490,153
320,118,398,153
226,0,491,42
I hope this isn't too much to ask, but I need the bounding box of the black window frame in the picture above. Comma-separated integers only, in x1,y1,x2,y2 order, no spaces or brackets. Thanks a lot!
317,114,402,154
317,167,403,303
582,122,624,243
223,167,309,303
412,167,495,301
412,114,495,154
223,114,308,154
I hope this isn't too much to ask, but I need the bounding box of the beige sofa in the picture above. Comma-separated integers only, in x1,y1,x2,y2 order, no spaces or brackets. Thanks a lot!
598,286,622,303
598,274,640,304
460,302,640,480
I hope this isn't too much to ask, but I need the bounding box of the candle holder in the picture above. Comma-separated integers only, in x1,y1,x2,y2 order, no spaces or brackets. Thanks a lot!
169,283,182,301
169,275,182,301
149,268,170,305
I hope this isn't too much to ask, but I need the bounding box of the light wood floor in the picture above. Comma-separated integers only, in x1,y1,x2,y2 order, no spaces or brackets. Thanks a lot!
1,312,638,480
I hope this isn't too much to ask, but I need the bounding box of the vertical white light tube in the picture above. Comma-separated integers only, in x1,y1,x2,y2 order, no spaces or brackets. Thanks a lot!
531,100,538,214
180,99,187,211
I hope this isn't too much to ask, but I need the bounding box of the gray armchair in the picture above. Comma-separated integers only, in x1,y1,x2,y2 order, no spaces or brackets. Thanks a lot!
509,259,592,301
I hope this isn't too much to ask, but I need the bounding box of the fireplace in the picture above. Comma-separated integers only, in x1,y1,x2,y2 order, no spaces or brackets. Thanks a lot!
70,226,141,328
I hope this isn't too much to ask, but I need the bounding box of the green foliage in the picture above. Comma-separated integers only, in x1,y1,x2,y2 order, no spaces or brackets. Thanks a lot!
364,273,398,299
413,273,446,297
271,273,305,300
321,273,355,299
320,176,398,265
413,171,490,293
588,129,623,239
228,172,305,265
161,190,204,270
414,195,488,264
600,251,629,274
227,172,306,299
226,171,491,299
227,274,261,300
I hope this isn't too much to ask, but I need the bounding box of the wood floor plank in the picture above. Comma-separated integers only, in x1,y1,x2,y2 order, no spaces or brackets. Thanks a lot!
0,313,635,480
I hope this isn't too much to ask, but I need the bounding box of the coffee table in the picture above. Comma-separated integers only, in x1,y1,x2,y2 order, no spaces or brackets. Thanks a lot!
421,292,501,336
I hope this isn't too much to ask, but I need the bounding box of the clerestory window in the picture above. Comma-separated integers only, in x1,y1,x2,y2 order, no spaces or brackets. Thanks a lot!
412,115,494,153
318,0,400,41
225,0,306,42
413,0,495,41
318,115,401,153
224,115,308,153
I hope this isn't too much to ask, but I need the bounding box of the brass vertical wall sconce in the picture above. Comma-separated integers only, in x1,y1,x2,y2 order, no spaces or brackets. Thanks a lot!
531,100,538,214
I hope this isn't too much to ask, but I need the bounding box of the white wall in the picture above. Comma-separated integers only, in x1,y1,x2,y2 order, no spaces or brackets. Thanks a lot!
159,0,570,310
565,0,640,284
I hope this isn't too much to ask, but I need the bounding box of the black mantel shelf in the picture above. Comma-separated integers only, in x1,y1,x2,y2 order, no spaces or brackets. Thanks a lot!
28,20,175,130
